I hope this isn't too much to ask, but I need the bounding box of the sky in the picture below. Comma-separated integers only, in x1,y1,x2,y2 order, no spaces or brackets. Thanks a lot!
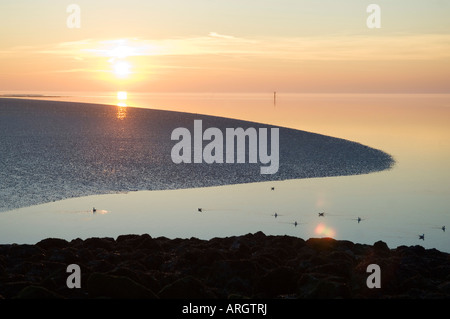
0,0,449,93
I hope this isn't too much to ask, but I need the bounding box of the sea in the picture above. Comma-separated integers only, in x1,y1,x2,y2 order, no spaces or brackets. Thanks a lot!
0,92,449,253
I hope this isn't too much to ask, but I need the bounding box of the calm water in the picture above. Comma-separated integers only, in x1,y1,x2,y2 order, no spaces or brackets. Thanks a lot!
0,92,449,252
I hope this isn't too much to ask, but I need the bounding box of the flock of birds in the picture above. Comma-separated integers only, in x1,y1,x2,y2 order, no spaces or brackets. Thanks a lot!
194,185,447,243
89,185,446,244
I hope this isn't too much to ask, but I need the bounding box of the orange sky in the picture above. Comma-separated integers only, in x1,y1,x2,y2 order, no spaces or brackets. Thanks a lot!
1,1,449,93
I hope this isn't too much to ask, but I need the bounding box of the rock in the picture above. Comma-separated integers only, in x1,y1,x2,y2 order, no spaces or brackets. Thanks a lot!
116,234,142,243
40,267,71,293
36,238,69,250
207,259,259,289
83,237,115,250
158,276,215,299
373,240,390,255
298,274,350,298
0,232,449,299
142,254,164,270
257,266,297,297
87,272,158,299
116,234,159,251
15,285,62,299
310,262,353,279
306,237,338,251
438,281,450,295
2,281,34,298
137,236,162,251
7,244,44,259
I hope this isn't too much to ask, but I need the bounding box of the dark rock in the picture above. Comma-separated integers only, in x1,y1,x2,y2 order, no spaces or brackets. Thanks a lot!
2,281,35,298
7,244,44,259
41,267,71,293
69,238,84,247
36,238,69,250
373,240,390,256
257,266,297,297
137,236,161,251
12,261,46,282
85,259,115,273
207,259,259,287
336,240,354,250
438,281,450,295
116,234,143,243
87,272,158,299
306,237,338,251
116,234,160,251
328,250,356,264
108,266,141,283
298,273,350,298
0,232,449,299
48,248,79,264
83,237,115,250
310,262,353,279
142,254,164,270
14,285,63,299
229,238,251,257
158,276,215,299
251,253,280,271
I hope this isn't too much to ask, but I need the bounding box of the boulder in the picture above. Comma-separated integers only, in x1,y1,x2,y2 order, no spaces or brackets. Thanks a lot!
87,272,158,299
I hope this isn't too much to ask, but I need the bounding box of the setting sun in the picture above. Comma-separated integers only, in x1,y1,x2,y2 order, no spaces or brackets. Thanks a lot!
113,61,131,78
117,91,127,100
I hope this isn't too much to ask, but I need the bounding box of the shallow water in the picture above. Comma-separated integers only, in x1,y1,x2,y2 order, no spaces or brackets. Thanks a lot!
0,93,449,253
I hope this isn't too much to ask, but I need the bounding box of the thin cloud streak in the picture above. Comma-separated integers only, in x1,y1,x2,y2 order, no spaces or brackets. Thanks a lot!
2,33,449,62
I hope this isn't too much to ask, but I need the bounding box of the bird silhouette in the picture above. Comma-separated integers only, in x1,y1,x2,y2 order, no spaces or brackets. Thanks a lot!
355,217,367,223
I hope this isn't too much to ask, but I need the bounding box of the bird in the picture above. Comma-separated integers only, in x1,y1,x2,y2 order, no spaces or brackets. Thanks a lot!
271,187,275,191
318,212,325,217
419,234,425,240
92,207,96,213
198,208,203,213
273,213,278,218
442,226,446,232
355,217,367,223
294,221,298,227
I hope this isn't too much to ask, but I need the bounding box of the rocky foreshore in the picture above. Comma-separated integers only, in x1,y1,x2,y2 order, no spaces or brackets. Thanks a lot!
0,232,449,299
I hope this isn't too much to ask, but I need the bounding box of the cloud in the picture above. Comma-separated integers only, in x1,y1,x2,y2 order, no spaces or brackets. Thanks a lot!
208,32,236,39
1,33,450,62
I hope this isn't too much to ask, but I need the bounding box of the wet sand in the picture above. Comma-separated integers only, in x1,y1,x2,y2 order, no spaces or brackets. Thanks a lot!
0,98,393,212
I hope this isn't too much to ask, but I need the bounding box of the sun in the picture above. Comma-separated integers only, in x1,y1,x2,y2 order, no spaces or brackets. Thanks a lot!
113,61,131,78
117,91,127,100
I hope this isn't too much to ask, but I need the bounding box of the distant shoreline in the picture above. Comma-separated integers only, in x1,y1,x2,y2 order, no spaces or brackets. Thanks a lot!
0,94,65,98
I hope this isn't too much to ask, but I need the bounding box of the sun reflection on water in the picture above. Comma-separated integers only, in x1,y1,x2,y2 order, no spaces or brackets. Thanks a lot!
116,105,127,120
116,91,128,119
314,223,336,238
